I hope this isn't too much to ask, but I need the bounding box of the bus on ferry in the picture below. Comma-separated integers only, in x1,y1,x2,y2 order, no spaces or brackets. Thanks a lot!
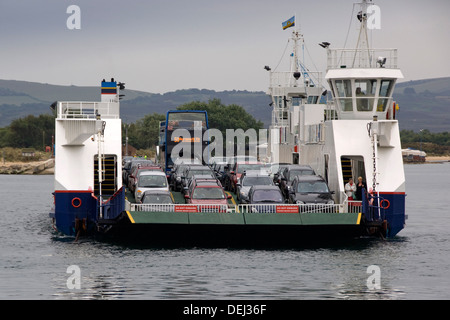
158,110,209,176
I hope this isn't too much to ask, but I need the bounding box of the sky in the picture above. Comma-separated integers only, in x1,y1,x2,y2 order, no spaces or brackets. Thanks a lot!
1,0,449,94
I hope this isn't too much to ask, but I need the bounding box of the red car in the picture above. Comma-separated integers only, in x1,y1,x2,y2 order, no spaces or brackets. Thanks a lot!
225,162,266,193
184,179,231,212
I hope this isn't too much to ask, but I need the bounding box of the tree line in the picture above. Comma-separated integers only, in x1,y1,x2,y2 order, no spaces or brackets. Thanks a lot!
0,100,448,155
0,114,54,150
400,129,450,155
0,99,264,151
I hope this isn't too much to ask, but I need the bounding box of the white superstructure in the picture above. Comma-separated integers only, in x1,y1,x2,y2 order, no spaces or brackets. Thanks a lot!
267,1,407,231
266,28,326,164
54,79,123,197
297,0,405,209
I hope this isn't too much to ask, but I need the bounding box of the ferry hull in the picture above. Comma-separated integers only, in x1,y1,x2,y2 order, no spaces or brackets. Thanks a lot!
53,191,98,236
52,188,125,237
102,223,366,247
94,210,374,246
378,192,406,237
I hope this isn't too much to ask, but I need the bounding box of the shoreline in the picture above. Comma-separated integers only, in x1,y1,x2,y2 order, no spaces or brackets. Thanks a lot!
425,156,450,163
1,156,449,175
0,159,54,175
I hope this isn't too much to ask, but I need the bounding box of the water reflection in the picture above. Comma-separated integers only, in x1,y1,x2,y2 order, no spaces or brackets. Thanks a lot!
3,165,450,299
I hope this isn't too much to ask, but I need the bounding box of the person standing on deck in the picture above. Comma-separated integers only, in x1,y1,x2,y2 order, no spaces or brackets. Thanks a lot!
355,176,366,201
345,178,357,200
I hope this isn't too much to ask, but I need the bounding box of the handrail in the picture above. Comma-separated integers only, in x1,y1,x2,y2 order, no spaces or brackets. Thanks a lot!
327,48,398,70
99,188,125,220
269,71,323,89
131,203,229,213
57,101,120,119
361,188,387,222
130,203,347,214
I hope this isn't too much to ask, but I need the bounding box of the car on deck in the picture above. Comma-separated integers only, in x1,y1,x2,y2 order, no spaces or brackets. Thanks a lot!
137,190,175,212
127,165,163,193
244,185,285,213
123,158,154,184
224,162,266,193
236,170,274,204
180,165,215,194
268,162,291,181
184,178,231,212
278,164,316,198
140,190,174,204
169,161,202,192
134,170,169,203
288,175,335,205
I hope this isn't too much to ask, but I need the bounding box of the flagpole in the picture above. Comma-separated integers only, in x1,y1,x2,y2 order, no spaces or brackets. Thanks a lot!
293,14,299,73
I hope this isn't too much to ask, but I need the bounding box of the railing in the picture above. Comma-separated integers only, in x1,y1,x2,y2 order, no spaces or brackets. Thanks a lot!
239,203,343,214
100,188,125,220
348,201,363,214
327,48,398,70
130,203,349,214
269,71,323,89
131,203,230,213
57,101,120,119
361,189,388,222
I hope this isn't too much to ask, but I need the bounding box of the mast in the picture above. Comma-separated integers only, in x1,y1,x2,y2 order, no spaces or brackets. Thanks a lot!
351,0,371,68
266,17,324,164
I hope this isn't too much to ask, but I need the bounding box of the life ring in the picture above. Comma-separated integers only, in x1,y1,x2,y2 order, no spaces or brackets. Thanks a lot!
380,199,390,210
72,197,82,208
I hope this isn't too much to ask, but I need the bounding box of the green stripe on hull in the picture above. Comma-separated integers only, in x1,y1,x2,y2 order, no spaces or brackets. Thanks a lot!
126,211,361,226
300,212,361,225
189,212,245,225
130,211,189,224
244,212,302,225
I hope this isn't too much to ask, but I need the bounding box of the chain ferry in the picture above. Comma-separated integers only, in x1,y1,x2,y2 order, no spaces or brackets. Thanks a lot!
49,0,406,245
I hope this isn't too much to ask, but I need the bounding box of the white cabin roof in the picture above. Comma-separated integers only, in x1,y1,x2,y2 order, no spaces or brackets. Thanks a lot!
326,68,404,80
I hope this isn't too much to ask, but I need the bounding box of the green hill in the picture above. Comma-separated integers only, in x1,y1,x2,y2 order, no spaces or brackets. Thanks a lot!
0,79,272,127
1,77,449,132
394,77,450,132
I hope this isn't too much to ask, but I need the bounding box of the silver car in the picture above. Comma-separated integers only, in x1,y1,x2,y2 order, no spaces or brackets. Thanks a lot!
134,171,169,203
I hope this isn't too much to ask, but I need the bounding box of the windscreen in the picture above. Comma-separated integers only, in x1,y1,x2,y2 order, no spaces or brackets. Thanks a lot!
138,175,167,188
253,190,283,202
193,187,225,199
243,176,273,186
297,181,329,193
142,194,173,204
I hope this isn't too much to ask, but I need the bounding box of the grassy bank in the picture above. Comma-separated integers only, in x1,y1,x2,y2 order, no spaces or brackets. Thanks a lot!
1,147,52,163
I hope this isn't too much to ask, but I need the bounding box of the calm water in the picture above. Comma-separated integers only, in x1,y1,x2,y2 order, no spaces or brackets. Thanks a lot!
1,163,449,300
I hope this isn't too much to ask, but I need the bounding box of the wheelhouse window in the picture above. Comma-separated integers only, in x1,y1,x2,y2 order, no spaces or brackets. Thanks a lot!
355,79,377,112
335,80,352,111
307,96,319,104
377,80,394,112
